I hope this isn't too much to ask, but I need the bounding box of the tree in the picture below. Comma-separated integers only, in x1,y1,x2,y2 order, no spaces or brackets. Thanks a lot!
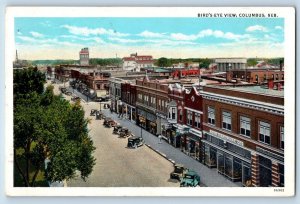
14,69,96,187
157,57,172,67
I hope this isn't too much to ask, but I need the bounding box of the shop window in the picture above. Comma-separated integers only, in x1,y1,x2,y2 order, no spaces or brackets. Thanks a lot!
259,121,271,145
204,145,217,167
280,126,284,149
217,151,225,174
222,111,232,131
279,163,284,187
194,113,201,128
208,107,215,125
240,116,251,137
233,158,242,181
242,164,252,186
225,155,233,178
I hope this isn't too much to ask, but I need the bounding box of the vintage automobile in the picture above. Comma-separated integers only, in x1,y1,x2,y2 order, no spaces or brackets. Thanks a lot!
127,136,144,148
103,117,117,128
180,170,201,187
65,91,72,96
95,111,103,120
90,109,98,116
113,125,123,134
71,96,80,101
119,127,131,137
170,164,189,180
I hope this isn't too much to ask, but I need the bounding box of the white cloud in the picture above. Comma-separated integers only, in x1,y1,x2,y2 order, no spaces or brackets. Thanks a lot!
61,25,129,37
60,35,106,44
170,29,248,41
30,31,44,38
275,26,283,30
138,30,166,38
246,25,268,32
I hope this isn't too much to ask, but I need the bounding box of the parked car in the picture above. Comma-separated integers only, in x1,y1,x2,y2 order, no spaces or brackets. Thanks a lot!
180,170,200,187
170,164,189,180
113,125,123,134
65,91,72,96
90,109,98,116
71,96,80,101
96,111,103,120
51,81,56,84
103,117,117,128
119,127,131,137
127,136,144,148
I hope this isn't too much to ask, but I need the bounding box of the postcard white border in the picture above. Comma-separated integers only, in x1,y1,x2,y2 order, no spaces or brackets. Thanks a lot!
5,7,295,197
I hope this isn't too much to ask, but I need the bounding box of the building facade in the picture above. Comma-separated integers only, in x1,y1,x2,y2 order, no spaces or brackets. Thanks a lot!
121,82,137,123
135,77,169,136
79,48,89,66
215,58,247,72
122,53,154,72
201,85,284,187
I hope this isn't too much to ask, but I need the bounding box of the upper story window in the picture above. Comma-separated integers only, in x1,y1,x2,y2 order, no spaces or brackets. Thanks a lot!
194,113,201,129
172,107,176,120
259,121,271,145
240,116,251,137
179,108,183,121
280,126,284,149
187,110,193,126
222,111,232,131
208,107,215,125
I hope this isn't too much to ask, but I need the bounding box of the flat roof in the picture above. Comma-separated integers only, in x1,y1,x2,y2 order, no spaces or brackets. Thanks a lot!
211,85,284,97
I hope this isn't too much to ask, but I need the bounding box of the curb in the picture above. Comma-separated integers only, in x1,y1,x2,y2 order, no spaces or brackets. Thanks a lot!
145,144,175,165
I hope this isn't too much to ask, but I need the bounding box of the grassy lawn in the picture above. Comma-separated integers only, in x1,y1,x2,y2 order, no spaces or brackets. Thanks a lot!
14,148,49,187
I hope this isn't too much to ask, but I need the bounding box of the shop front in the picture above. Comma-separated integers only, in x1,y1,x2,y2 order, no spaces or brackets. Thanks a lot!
137,108,157,134
137,109,146,128
202,131,252,184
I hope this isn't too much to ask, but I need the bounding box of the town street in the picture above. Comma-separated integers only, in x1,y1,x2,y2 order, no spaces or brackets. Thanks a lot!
49,81,178,187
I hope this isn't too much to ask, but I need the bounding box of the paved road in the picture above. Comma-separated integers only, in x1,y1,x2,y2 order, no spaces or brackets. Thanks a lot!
48,82,179,187
102,109,240,187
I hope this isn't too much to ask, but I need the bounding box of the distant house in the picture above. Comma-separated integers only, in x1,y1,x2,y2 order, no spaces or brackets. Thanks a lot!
122,53,154,72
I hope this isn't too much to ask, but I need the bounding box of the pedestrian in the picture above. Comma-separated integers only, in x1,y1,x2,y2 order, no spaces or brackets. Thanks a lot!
158,135,162,144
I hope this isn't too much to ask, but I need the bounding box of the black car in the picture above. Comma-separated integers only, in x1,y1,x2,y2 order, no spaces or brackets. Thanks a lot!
127,136,144,148
90,109,98,116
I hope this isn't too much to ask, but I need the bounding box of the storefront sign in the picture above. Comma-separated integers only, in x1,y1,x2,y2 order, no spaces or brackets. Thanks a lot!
256,147,284,162
156,112,167,119
209,130,244,147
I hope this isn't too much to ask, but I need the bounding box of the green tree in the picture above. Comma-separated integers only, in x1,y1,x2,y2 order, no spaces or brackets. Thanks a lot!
14,69,96,187
157,57,172,67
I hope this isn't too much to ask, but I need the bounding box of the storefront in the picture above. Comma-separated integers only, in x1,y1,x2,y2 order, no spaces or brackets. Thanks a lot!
137,109,157,135
123,103,136,123
156,113,168,137
203,131,252,184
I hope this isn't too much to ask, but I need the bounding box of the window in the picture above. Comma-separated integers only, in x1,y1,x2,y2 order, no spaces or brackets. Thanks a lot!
240,116,251,137
259,121,271,145
194,113,201,128
255,75,258,82
276,74,279,80
280,126,284,149
158,99,161,108
187,110,193,126
179,108,183,121
222,111,232,131
208,107,215,125
172,108,176,120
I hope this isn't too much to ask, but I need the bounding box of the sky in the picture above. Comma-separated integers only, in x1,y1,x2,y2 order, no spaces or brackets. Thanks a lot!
14,17,284,60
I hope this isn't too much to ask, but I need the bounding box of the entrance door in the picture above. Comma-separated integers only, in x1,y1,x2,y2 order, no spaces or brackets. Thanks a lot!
258,156,272,187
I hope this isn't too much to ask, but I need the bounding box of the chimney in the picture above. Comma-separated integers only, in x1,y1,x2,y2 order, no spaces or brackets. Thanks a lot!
268,79,274,89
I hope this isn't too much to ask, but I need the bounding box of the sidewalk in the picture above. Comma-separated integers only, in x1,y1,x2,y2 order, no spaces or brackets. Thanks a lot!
102,109,240,187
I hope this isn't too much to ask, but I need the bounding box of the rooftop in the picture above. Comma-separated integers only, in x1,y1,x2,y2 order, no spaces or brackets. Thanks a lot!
210,85,284,97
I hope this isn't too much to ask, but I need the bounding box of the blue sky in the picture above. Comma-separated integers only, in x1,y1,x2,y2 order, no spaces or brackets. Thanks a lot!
15,17,284,60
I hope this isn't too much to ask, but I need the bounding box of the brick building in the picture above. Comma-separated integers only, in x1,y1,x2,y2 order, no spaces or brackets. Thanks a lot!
121,82,137,123
79,48,89,66
135,77,169,136
201,85,284,187
227,68,284,85
122,53,154,72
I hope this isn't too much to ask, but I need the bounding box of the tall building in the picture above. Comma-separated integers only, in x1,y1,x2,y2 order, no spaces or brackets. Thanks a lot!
215,58,247,72
122,53,154,72
79,48,89,66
